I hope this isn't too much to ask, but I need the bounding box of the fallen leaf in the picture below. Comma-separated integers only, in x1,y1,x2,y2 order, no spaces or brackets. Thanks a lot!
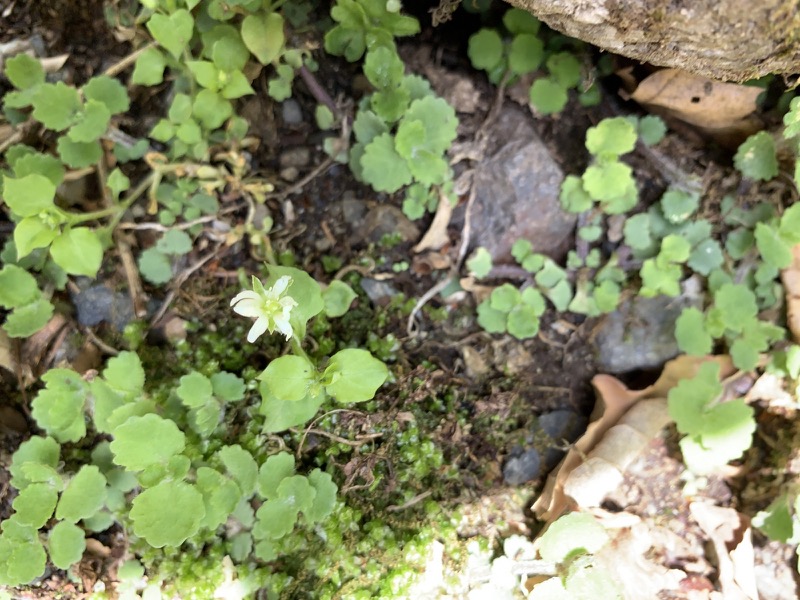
533,355,734,522
592,521,686,600
0,328,17,376
781,243,800,342
690,502,758,600
413,193,453,253
631,69,761,129
631,69,762,146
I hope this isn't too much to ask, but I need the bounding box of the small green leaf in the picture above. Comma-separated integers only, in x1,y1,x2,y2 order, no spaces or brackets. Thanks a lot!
638,115,667,146
490,284,521,312
323,280,357,318
734,131,778,181
110,414,185,471
467,247,493,278
3,173,56,217
529,78,568,115
507,304,540,339
559,175,592,213
192,89,232,129
503,8,541,34
48,521,86,570
0,264,40,308
31,82,81,130
4,298,54,338
364,46,405,89
585,117,637,157
714,283,758,333
546,52,582,88
146,10,194,59
468,29,503,71
241,12,284,64
257,452,295,500
132,47,167,85
360,133,412,192
156,230,193,255
5,54,45,90
56,465,107,522
50,227,103,277
477,300,507,333
57,137,102,168
675,308,713,355
259,387,325,433
582,161,636,205
103,351,145,397
259,355,317,402
508,33,543,75
13,483,58,528
661,189,699,224
69,100,112,142
129,480,205,547
688,239,724,275
305,469,337,524
538,512,609,563
10,437,60,490
755,222,793,269
138,248,172,284
31,369,87,443
176,371,214,408
210,372,245,403
217,445,258,496
83,76,130,114
323,349,389,403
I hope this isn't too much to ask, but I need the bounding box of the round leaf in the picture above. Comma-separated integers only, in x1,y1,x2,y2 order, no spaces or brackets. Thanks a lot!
50,227,103,276
129,480,204,547
56,465,108,522
110,414,186,471
323,349,389,403
48,521,86,570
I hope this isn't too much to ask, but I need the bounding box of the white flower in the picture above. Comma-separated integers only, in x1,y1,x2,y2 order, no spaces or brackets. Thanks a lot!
230,275,298,343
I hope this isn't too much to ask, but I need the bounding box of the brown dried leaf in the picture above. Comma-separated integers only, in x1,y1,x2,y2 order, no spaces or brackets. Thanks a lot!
781,243,800,342
533,355,734,522
690,502,758,600
413,193,453,253
631,69,761,130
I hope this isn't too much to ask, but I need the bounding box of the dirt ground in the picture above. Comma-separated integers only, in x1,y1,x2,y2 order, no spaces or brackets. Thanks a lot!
2,1,800,598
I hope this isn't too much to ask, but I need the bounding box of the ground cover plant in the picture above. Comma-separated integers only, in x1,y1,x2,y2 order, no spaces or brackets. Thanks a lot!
2,0,800,598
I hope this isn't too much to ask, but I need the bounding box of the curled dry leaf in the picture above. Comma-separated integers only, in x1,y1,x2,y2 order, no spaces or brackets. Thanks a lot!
630,68,762,145
413,191,454,253
780,243,800,343
690,502,758,600
533,355,734,522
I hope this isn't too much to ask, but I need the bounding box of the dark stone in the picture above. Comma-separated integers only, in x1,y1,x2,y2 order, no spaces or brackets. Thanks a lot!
73,285,134,331
592,294,701,373
503,448,542,485
471,106,575,262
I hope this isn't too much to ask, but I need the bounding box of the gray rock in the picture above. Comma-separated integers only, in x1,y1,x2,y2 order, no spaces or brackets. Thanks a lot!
360,278,399,306
471,107,575,262
538,410,587,471
539,410,586,442
73,285,134,331
356,204,419,244
503,449,541,485
592,295,699,373
279,147,311,169
281,99,303,125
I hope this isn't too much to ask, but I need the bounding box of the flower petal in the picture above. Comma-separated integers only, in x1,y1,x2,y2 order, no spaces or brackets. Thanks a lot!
232,299,263,318
274,316,294,340
271,275,292,296
230,290,261,306
247,317,270,343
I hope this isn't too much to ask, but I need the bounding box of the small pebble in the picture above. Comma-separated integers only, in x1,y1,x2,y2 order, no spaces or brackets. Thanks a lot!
281,99,303,125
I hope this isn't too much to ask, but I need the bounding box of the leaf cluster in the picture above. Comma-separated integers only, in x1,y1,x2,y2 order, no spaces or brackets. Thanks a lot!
667,362,756,474
467,9,600,115
4,55,129,168
324,0,420,62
